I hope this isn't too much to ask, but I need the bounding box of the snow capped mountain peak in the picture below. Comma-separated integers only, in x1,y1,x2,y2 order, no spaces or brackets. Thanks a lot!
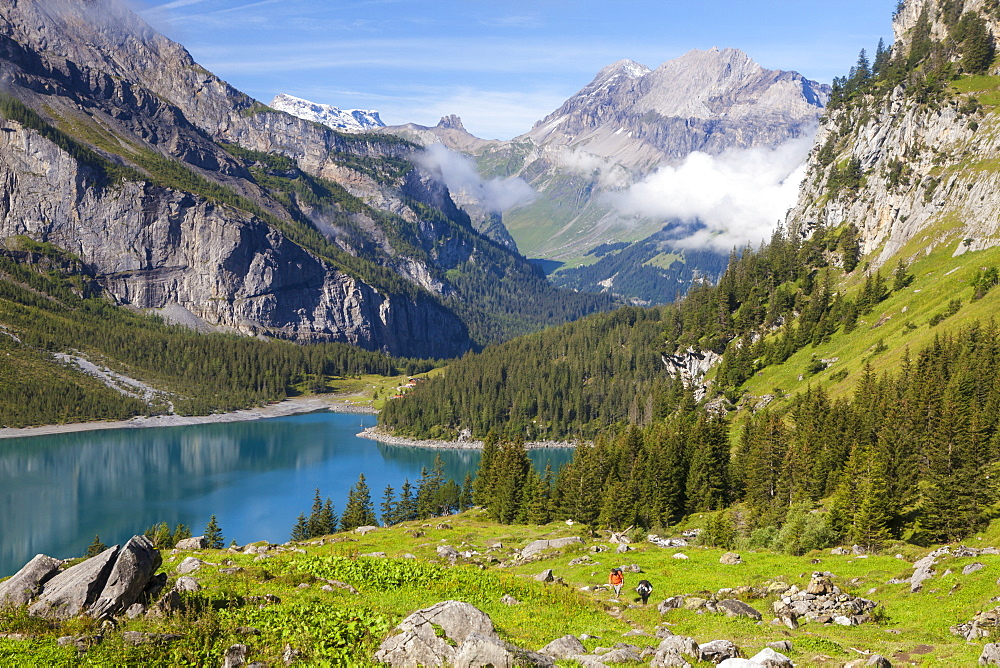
269,93,385,133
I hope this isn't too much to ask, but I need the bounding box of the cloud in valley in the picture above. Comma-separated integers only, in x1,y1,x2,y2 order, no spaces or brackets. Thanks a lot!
611,135,814,251
414,143,535,212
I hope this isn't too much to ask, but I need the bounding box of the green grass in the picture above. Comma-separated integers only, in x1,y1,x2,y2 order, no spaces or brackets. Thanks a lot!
1,511,995,665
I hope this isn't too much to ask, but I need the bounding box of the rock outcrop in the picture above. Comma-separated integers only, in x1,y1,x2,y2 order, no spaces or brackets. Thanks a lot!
27,536,162,620
374,600,554,667
0,554,62,607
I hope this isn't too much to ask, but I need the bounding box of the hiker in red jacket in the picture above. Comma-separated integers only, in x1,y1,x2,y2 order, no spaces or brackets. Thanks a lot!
608,568,624,597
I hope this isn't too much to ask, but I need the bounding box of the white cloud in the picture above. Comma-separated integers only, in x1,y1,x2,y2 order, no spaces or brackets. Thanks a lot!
414,144,535,212
611,135,813,251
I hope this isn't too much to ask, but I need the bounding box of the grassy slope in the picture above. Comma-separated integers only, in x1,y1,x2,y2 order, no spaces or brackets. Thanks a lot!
737,223,1000,412
2,511,995,666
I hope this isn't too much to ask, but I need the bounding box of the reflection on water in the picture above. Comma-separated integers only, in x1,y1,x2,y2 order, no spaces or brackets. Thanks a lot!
0,412,572,577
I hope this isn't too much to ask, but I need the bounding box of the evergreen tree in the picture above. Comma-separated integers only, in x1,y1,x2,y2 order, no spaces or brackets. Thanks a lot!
685,415,730,512
318,498,338,535
380,484,398,526
341,473,377,530
459,472,474,512
290,512,309,541
415,456,447,518
204,515,224,549
306,488,325,538
85,535,107,557
398,478,416,523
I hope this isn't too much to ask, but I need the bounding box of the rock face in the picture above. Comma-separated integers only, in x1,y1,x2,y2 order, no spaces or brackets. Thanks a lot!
269,93,384,133
27,536,161,620
0,554,62,607
0,0,602,359
786,0,1000,271
520,537,584,559
374,600,554,667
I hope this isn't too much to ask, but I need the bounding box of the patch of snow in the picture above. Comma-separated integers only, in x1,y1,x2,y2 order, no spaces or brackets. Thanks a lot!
270,93,385,133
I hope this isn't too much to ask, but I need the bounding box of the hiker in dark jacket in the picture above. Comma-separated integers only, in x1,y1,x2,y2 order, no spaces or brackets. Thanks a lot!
636,579,653,605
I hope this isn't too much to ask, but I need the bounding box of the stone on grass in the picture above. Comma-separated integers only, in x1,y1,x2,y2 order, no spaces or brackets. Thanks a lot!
174,576,200,592
865,655,892,667
453,632,554,667
436,545,459,560
719,552,742,565
539,634,586,659
222,643,250,668
520,537,583,559
964,562,986,575
375,600,497,667
981,643,1000,665
500,594,520,606
174,536,207,550
672,553,689,560
699,639,741,663
535,569,555,582
176,557,204,574
656,636,701,662
89,536,162,619
658,596,685,613
0,554,62,607
354,525,379,535
717,599,762,621
750,647,794,667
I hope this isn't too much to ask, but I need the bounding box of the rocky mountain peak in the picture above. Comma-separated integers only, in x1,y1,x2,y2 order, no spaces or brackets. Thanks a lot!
437,115,466,131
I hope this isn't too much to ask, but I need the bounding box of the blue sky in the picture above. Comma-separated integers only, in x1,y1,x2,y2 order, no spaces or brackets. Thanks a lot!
138,0,898,140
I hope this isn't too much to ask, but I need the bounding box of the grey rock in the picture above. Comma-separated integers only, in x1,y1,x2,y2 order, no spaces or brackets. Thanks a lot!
176,557,205,574
766,640,792,652
150,589,182,616
981,643,1000,665
535,569,555,582
499,594,520,606
655,627,674,638
865,655,892,667
719,552,742,565
615,543,631,554
223,643,250,668
539,634,586,658
650,648,692,667
964,562,986,575
125,603,146,619
174,576,201,592
699,639,741,663
453,632,555,667
374,600,498,667
89,535,162,619
174,537,208,550
656,636,701,662
717,599,762,621
0,554,62,607
28,545,120,619
354,526,379,535
750,647,794,668
601,647,643,663
436,545,459,560
521,537,583,559
658,596,685,613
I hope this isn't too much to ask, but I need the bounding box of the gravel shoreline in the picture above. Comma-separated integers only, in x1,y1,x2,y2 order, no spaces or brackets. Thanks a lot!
0,395,376,440
357,426,580,450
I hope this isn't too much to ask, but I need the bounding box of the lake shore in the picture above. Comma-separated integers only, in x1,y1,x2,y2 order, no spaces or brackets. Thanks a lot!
357,426,580,450
0,395,376,440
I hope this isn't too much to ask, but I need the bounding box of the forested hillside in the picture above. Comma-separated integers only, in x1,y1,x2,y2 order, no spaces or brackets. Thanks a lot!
0,239,433,427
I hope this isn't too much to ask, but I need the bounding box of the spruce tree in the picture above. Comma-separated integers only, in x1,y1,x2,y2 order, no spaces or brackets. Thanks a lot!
380,484,398,526
85,535,107,557
318,498,338,535
341,473,377,530
398,478,416,523
459,472,474,512
306,488,324,538
290,513,308,541
204,515,224,549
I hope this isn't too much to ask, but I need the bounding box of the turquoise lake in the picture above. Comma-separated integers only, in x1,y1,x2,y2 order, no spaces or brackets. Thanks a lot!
0,411,573,577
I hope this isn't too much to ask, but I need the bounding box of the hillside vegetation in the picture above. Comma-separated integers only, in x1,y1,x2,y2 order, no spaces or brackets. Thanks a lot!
1,511,996,666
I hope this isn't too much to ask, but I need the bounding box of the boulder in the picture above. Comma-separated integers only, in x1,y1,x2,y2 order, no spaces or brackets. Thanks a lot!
453,632,555,667
650,648,692,667
174,576,201,592
539,634,586,659
658,596,685,613
616,543,631,554
865,655,892,667
174,536,207,550
717,599,762,621
176,557,204,574
521,537,583,559
720,552,742,565
673,553,690,560
601,647,643,663
699,639,741,663
716,660,757,667
535,569,555,582
374,600,497,667
355,526,379,535
89,535,162,619
981,643,1000,665
964,562,986,575
500,594,520,606
766,641,792,653
750,647,794,667
223,643,250,668
436,545,459,561
28,545,120,619
655,636,701,662
0,554,62,607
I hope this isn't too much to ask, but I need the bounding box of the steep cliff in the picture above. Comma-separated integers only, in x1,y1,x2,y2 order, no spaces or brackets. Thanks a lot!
787,0,1000,268
0,0,611,358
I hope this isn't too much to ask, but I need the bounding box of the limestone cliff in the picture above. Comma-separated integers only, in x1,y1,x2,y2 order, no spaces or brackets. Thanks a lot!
786,0,1000,268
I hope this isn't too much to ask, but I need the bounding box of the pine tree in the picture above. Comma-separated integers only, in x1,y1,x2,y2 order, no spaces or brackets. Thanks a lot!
318,498,338,535
306,488,324,538
399,479,416,522
416,456,447,519
85,535,107,557
204,515,224,549
341,473,377,531
290,513,309,541
459,472,474,512
380,484,398,526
